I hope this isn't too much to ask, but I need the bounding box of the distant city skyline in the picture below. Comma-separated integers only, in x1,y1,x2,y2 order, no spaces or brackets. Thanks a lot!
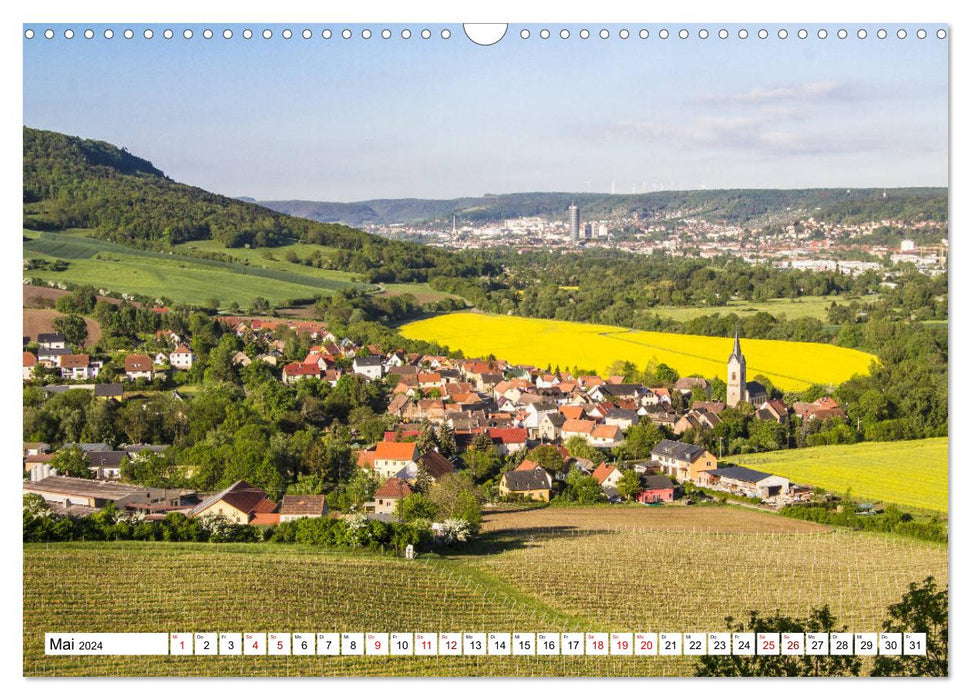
23,23,948,200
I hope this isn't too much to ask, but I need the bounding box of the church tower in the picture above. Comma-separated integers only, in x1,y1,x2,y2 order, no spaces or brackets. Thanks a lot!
726,331,747,408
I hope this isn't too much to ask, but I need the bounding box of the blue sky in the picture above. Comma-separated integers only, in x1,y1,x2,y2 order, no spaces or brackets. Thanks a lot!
23,23,948,200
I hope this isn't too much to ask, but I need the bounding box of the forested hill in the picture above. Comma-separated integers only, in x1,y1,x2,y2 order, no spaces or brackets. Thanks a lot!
22,127,478,282
258,188,947,228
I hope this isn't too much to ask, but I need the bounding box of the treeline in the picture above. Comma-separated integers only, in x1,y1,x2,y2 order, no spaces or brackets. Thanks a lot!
779,502,947,543
23,498,436,554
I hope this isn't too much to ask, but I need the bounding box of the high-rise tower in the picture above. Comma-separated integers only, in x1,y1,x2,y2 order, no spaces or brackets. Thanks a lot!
726,331,747,408
569,200,580,240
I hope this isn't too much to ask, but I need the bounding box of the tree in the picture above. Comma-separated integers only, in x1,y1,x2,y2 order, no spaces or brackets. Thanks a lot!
462,448,501,483
250,297,271,314
469,431,495,452
437,423,456,458
49,445,91,478
52,313,88,349
564,435,603,462
562,468,604,504
428,473,482,529
526,445,566,475
616,469,643,501
871,577,947,677
415,422,438,455
694,606,861,677
614,421,665,460
396,493,437,523
304,432,353,492
120,450,183,488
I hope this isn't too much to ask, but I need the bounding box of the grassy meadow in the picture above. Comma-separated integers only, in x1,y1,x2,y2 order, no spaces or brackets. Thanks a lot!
23,229,449,307
645,295,874,322
733,438,948,513
24,506,946,677
400,312,877,390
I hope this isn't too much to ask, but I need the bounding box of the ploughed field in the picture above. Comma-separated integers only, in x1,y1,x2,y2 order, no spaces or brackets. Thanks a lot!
733,438,948,513
24,506,946,677
399,312,877,391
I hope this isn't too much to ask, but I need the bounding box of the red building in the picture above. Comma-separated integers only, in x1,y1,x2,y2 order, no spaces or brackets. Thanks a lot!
636,474,677,504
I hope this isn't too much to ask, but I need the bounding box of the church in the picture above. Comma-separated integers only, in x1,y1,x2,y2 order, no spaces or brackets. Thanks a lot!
726,332,768,408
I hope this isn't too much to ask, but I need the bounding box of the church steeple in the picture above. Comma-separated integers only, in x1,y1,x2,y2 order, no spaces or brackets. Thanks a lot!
729,329,744,363
726,329,747,408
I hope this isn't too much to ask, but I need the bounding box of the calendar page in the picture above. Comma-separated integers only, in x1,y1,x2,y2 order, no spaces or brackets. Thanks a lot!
19,9,949,682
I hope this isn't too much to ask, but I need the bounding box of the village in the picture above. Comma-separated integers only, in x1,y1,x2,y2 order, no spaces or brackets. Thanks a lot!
21,311,853,532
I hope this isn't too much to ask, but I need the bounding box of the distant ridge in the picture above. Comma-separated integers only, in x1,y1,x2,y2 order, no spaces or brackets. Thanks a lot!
256,188,947,228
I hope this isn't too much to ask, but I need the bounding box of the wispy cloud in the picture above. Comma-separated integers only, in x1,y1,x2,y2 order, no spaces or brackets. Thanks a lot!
605,111,891,156
693,81,857,105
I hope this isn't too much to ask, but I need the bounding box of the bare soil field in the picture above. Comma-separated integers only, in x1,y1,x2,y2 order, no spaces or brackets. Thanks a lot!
480,505,832,535
23,308,102,346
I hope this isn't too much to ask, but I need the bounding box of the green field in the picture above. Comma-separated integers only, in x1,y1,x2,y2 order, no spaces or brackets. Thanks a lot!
401,312,877,391
24,506,947,676
22,229,444,307
733,438,948,512
645,295,875,322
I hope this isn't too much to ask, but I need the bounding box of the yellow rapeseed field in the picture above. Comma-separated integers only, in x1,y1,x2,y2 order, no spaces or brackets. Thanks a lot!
400,312,877,390
734,438,948,513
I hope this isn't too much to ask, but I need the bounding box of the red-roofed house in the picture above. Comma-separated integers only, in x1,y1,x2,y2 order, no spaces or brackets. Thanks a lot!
169,345,194,370
487,428,528,455
592,462,624,499
367,477,413,516
23,352,36,381
124,354,154,381
279,494,327,521
282,362,321,384
190,480,278,524
59,354,102,380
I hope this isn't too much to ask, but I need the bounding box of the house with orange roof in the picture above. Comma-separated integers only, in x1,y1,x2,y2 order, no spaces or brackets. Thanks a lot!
486,427,529,455
559,405,587,421
592,462,624,500
561,418,596,442
371,441,420,480
590,424,623,447
515,459,541,471
303,352,331,371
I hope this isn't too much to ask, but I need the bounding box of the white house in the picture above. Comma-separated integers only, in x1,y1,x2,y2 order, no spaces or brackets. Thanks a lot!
592,462,624,500
169,345,194,370
352,355,384,380
23,352,37,381
371,441,420,480
59,354,102,381
37,332,66,349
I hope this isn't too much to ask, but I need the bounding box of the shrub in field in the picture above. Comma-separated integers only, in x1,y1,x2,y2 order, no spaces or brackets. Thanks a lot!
439,518,473,545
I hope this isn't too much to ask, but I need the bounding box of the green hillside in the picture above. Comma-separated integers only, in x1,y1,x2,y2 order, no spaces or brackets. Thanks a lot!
22,127,482,285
